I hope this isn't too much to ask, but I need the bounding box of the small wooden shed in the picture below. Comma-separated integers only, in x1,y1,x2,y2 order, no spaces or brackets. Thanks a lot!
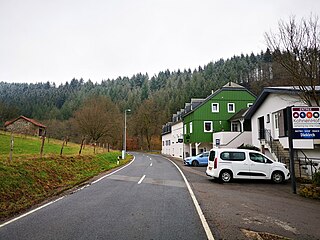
4,116,46,136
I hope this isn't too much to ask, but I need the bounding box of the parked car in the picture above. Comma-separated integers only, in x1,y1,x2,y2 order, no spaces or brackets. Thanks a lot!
206,148,290,183
184,152,209,166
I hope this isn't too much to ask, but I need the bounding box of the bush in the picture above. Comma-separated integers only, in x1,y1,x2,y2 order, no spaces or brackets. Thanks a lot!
313,171,320,186
299,184,320,200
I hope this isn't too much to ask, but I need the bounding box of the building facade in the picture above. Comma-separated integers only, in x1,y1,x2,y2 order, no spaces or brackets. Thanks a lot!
245,86,320,177
183,82,256,157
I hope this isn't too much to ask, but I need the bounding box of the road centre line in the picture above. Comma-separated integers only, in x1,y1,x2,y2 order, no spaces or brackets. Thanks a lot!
0,155,136,228
150,162,152,167
138,175,146,184
165,157,215,240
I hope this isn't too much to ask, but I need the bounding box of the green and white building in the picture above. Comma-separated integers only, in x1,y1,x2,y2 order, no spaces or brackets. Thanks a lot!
183,82,256,157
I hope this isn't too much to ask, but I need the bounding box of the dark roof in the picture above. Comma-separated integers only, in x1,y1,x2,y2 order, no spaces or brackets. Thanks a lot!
5,116,47,128
244,86,320,120
183,82,256,118
229,108,249,121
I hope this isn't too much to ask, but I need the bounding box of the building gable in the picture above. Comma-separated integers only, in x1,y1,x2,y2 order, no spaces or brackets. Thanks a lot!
183,86,256,143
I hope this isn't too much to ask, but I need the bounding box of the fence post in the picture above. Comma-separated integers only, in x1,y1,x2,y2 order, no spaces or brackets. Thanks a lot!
9,132,14,162
40,134,46,158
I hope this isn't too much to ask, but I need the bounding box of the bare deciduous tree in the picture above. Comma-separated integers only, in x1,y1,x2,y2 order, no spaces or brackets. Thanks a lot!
74,96,121,146
265,14,320,106
130,98,164,150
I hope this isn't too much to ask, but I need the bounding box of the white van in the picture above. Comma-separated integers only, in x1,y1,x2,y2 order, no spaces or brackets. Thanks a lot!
206,148,290,183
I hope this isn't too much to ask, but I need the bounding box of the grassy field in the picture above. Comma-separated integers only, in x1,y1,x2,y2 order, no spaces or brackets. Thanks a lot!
0,131,131,221
0,131,101,159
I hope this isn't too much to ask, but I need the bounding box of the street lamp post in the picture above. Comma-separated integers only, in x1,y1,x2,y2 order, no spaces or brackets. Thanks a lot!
122,109,131,159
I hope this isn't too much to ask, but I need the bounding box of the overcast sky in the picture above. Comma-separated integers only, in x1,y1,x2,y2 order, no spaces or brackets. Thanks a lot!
0,0,319,84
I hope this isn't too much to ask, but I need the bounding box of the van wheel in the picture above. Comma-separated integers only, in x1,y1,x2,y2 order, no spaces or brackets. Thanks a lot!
192,160,199,167
220,170,232,183
271,171,284,184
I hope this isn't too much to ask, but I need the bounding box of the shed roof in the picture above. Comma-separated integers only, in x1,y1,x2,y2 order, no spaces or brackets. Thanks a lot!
4,115,47,128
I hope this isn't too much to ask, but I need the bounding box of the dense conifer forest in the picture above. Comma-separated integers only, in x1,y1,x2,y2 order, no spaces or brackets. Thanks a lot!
0,50,292,149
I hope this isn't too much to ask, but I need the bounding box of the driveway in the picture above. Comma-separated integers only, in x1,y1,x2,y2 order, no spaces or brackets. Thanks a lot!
170,157,320,240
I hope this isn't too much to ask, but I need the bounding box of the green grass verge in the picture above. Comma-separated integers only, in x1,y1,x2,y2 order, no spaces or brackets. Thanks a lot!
0,151,132,221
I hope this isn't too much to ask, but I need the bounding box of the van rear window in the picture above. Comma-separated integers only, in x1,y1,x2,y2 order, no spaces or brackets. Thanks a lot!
209,151,215,161
220,152,245,161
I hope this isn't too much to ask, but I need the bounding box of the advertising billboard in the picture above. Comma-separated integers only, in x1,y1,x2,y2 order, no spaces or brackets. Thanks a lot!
291,107,320,139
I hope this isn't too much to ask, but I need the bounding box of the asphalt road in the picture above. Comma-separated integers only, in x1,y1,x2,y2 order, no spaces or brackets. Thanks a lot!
0,153,208,240
172,159,320,240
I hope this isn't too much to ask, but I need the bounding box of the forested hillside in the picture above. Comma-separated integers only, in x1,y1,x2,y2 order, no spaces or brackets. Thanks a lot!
0,50,291,150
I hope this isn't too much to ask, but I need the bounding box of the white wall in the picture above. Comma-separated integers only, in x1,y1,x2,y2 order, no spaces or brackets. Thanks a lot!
161,133,171,155
251,93,303,148
213,132,252,148
171,121,184,159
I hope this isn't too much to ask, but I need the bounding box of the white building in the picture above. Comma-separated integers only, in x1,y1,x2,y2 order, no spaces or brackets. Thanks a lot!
245,86,320,176
171,120,184,158
161,111,184,159
161,122,172,156
161,99,204,159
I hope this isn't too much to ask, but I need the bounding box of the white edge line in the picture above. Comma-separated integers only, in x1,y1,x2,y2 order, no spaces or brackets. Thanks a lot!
0,196,64,228
92,155,135,184
0,155,136,228
138,175,146,184
165,157,215,240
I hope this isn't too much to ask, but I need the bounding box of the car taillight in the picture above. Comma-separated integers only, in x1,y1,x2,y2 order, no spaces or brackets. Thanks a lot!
214,157,217,169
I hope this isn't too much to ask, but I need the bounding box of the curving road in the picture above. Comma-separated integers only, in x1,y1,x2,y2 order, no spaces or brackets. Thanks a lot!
0,153,209,240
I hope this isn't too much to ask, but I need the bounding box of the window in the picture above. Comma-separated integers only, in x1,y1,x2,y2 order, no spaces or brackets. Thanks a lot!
249,152,269,163
204,121,213,132
247,103,253,107
228,103,235,113
266,114,270,123
209,151,216,161
190,122,193,133
220,152,245,161
232,123,238,132
274,113,279,129
184,124,187,134
212,103,219,112
203,152,209,157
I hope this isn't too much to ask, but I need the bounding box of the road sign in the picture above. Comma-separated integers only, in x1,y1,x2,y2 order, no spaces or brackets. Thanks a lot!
291,107,320,139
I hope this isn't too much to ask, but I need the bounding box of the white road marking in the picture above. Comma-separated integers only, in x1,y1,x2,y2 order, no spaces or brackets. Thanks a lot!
0,155,136,228
92,156,135,184
150,162,153,167
165,157,215,240
138,175,146,184
0,196,64,228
